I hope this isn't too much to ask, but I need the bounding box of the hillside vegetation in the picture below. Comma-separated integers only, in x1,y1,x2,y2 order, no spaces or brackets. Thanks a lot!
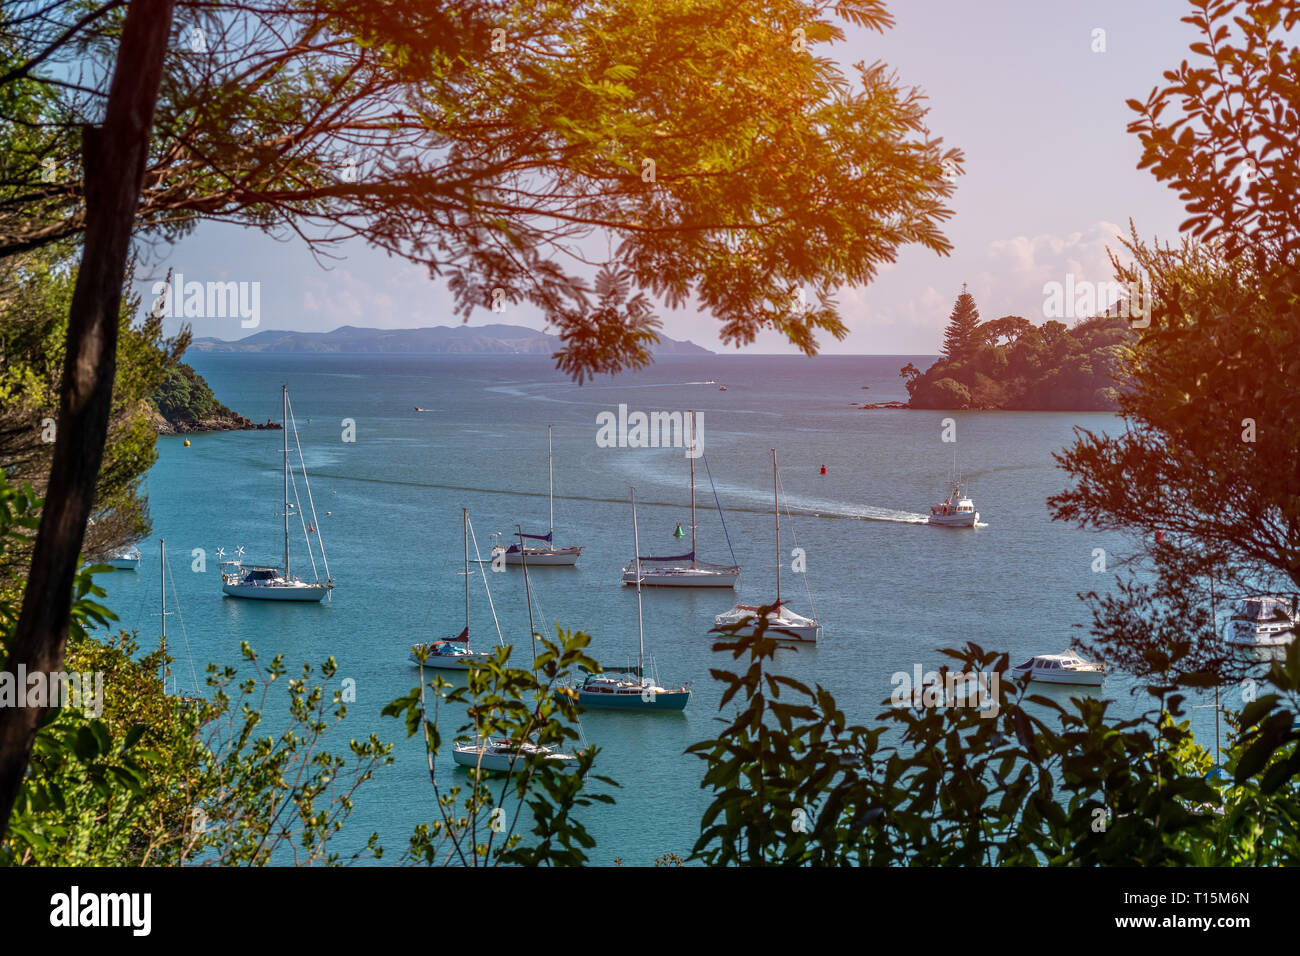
901,288,1131,410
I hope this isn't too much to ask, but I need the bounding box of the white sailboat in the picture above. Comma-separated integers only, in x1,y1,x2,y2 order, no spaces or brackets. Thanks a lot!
621,410,740,588
716,449,821,643
220,385,334,601
579,488,691,710
493,425,582,566
105,546,142,570
412,509,503,670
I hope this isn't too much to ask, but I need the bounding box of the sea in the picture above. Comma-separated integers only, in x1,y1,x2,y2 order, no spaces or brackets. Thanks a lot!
96,352,1228,864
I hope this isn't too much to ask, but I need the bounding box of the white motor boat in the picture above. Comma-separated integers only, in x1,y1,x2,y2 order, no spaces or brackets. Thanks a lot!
221,385,334,602
1225,596,1297,647
452,738,579,774
1007,651,1105,686
621,411,740,588
105,547,142,570
716,448,821,642
928,478,979,527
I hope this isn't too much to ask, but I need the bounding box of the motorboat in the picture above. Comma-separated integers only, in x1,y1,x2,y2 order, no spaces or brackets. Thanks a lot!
1006,651,1105,686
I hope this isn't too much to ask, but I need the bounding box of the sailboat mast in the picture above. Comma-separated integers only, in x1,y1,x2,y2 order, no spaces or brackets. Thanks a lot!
688,410,696,568
160,538,166,685
282,384,290,579
632,487,645,677
548,424,554,539
463,508,469,632
773,449,780,604
518,524,537,662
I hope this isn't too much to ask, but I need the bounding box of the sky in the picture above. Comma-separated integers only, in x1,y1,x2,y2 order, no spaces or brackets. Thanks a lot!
133,0,1200,354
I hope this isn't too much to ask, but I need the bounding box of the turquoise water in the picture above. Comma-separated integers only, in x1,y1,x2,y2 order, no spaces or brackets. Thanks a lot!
97,352,1218,864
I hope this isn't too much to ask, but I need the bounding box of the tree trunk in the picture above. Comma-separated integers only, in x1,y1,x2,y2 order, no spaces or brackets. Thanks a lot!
0,0,175,839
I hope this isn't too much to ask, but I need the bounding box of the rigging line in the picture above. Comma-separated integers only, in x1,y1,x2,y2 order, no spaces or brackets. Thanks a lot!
287,464,321,585
286,393,331,582
776,464,821,629
466,514,505,649
701,454,738,568
163,548,201,695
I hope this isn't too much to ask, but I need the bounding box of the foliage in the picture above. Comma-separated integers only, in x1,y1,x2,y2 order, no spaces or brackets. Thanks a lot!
153,361,237,426
904,307,1131,410
384,626,616,866
939,285,981,358
689,612,1300,865
0,246,187,588
0,0,960,380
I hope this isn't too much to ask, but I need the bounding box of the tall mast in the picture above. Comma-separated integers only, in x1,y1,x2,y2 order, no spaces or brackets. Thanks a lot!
632,487,645,677
462,508,469,632
547,424,554,539
773,449,780,605
282,384,290,579
160,538,167,686
518,524,537,663
688,410,696,568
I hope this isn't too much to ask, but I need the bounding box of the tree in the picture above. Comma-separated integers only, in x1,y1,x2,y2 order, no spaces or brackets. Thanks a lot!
0,0,175,841
939,283,980,357
0,0,964,837
1050,0,1300,685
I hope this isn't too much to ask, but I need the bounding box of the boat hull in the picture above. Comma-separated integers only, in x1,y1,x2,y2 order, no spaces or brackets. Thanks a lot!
105,558,140,570
1007,668,1104,686
928,512,980,527
622,567,739,588
410,652,490,670
1225,623,1295,647
222,582,331,602
577,688,691,710
499,547,581,566
452,745,577,773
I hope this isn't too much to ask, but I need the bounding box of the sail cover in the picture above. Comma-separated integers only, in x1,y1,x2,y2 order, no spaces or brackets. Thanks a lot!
518,531,553,542
636,551,695,562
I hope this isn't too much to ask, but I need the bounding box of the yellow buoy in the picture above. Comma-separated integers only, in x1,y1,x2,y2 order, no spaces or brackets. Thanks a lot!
184,439,191,446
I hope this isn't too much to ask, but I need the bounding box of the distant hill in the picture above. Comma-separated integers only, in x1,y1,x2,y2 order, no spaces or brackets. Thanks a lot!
190,323,713,355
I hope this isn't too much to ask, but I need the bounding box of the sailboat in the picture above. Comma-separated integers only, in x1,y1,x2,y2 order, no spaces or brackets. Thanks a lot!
493,425,582,566
715,449,822,643
412,509,501,670
220,385,334,601
578,488,691,711
621,410,740,588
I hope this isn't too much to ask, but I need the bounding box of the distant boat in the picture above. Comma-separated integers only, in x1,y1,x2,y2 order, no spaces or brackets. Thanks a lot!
715,449,821,643
413,406,428,412
493,425,582,566
412,509,500,669
704,379,716,384
1007,651,1105,686
220,385,334,601
1224,595,1297,647
928,477,980,528
105,547,142,570
622,410,739,588
718,385,728,391
579,488,691,711
452,737,579,774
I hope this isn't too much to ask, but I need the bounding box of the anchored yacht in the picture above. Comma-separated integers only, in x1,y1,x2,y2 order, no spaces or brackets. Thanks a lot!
1225,596,1297,647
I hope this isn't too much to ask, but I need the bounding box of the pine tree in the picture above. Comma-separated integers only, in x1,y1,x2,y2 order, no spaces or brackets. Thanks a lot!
940,283,981,357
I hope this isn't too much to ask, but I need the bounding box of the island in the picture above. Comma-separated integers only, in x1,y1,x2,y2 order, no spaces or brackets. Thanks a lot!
898,287,1131,411
189,322,713,355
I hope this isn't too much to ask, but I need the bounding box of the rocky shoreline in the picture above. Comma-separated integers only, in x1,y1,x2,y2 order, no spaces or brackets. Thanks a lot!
148,404,281,435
